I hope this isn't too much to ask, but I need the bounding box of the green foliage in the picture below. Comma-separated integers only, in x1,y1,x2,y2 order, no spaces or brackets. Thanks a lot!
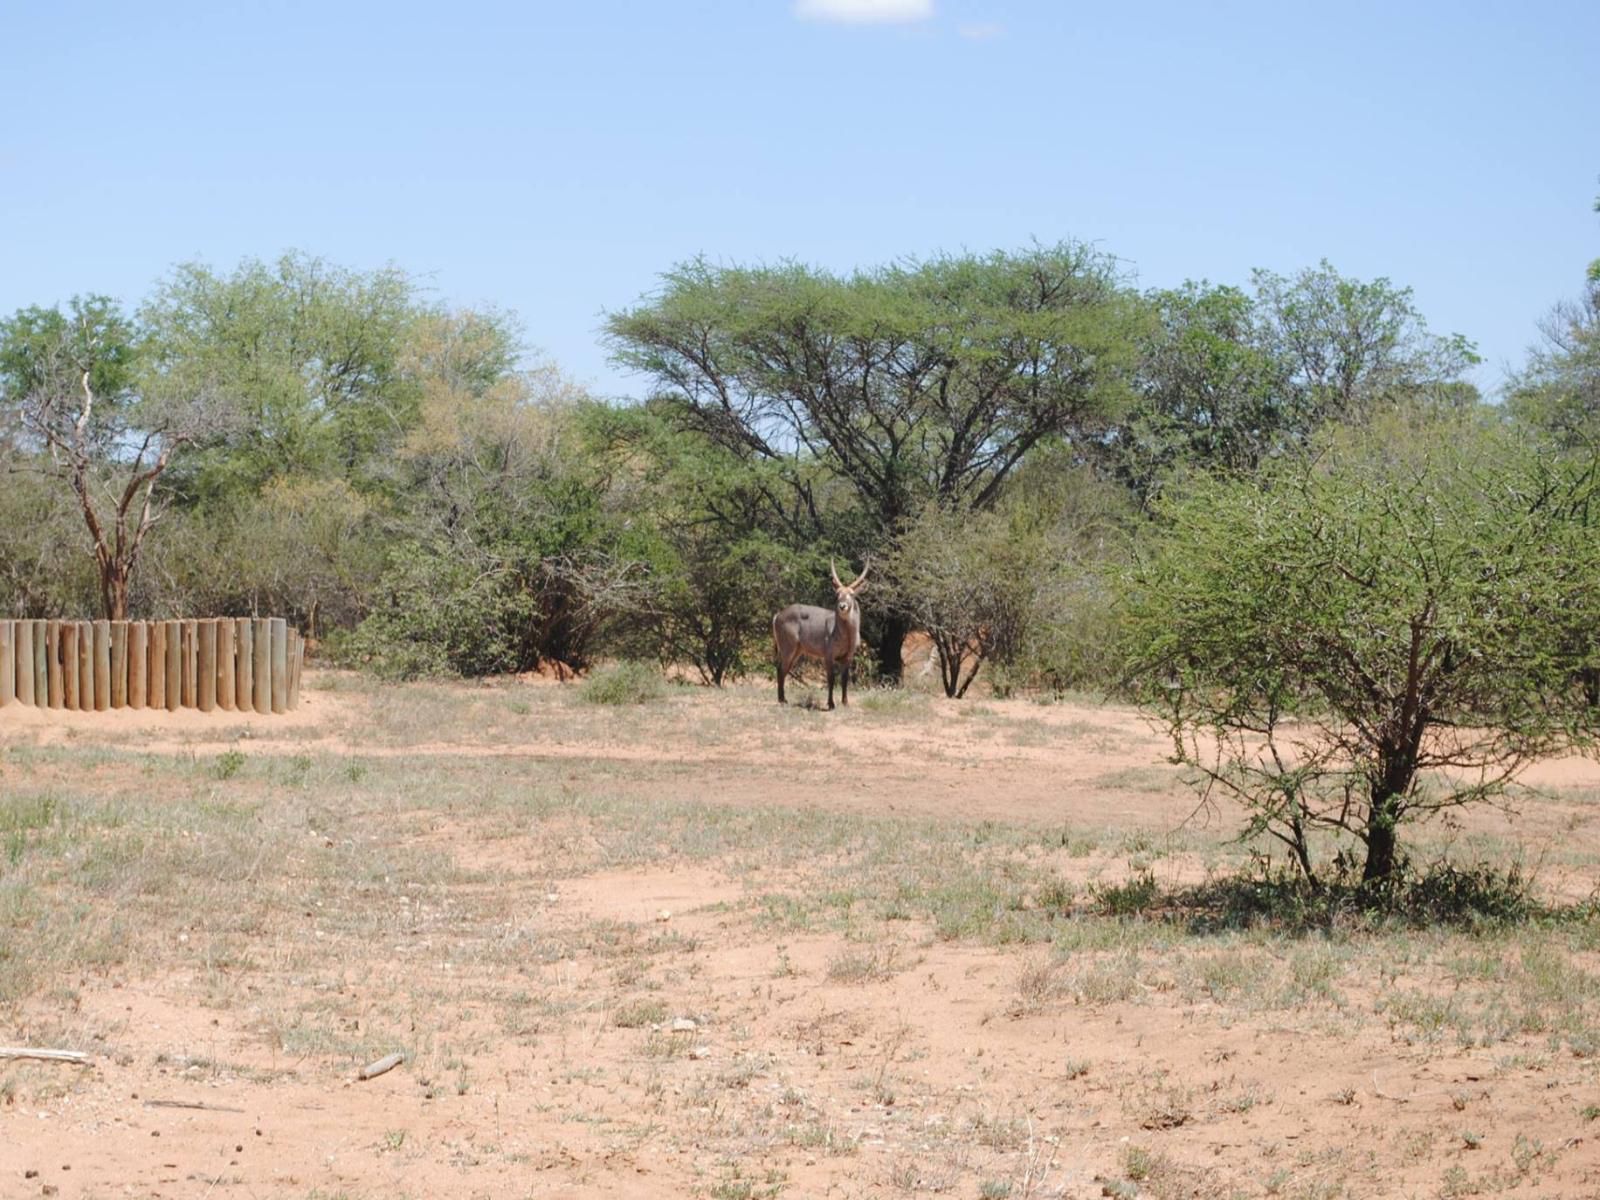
1122,410,1600,883
643,532,806,686
607,244,1139,520
0,293,213,617
579,661,667,706
1172,861,1544,935
885,504,1037,698
1089,871,1159,917
0,296,141,434
887,457,1133,697
0,244,1569,716
341,540,537,679
1114,282,1287,501
0,465,99,617
341,356,643,678
606,243,1144,679
1250,260,1480,424
586,406,818,685
137,478,381,628
212,751,246,781
1114,264,1479,506
1507,277,1600,450
141,252,439,502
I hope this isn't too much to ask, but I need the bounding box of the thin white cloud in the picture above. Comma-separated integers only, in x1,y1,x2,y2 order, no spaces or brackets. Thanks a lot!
958,22,1004,40
794,0,934,25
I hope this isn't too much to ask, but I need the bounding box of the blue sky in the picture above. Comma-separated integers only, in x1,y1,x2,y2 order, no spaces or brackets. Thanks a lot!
3,0,1595,399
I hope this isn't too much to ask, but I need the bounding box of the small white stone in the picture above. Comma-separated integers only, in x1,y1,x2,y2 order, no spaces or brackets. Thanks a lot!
670,1018,697,1033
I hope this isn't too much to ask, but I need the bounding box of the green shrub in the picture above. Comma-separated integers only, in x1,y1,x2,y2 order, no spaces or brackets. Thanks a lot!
1090,871,1160,917
340,541,536,679
212,750,246,781
580,661,667,706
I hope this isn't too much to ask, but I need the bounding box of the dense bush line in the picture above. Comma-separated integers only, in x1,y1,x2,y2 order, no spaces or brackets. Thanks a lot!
4,229,1600,884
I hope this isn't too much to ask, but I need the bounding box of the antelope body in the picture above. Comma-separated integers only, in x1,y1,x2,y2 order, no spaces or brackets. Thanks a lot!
773,561,868,709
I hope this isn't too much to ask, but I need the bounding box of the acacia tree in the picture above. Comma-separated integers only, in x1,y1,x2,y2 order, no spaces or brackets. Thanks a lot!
586,407,814,686
1113,282,1288,504
0,296,212,619
140,252,430,503
883,504,1037,697
1114,266,1479,507
1507,275,1600,449
605,244,1141,680
1251,261,1479,426
1122,412,1600,886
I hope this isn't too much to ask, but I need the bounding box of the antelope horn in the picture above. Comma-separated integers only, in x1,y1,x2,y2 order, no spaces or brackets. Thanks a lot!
848,560,870,591
830,558,844,590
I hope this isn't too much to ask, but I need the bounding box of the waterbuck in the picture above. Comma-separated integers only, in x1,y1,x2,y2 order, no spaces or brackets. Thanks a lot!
773,560,869,709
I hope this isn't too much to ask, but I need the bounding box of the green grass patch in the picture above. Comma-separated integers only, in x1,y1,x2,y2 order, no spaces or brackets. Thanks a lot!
580,661,668,706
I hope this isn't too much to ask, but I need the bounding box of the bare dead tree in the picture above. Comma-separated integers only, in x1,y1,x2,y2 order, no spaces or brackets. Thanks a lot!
3,299,212,620
26,372,194,618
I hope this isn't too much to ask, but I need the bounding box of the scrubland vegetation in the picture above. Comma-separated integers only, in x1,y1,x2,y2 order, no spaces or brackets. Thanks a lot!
6,216,1600,886
4,205,1600,1194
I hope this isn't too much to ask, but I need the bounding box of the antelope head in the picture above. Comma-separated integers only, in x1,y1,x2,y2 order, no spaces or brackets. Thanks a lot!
830,558,869,625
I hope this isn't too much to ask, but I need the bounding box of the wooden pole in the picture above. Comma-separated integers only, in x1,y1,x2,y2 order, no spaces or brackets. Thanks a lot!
287,630,302,710
17,619,35,708
0,621,14,708
198,620,216,712
110,621,127,708
78,622,95,711
216,618,235,712
148,622,165,709
18,619,35,708
93,619,111,712
236,619,253,712
164,620,181,712
46,621,63,709
270,618,287,714
129,622,147,710
31,620,46,706
252,617,270,715
62,623,80,710
180,620,198,708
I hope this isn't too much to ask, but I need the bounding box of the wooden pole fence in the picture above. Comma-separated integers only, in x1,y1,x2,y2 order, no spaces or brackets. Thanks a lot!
0,618,307,715
0,620,13,708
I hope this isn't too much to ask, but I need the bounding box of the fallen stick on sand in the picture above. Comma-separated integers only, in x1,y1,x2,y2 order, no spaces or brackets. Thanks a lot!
0,1047,90,1065
143,1099,246,1113
357,1053,405,1081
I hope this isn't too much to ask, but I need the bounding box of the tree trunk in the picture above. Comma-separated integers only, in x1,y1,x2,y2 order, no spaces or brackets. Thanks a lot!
1363,815,1399,883
873,611,912,686
101,561,130,621
954,654,984,699
933,636,962,698
1363,778,1409,883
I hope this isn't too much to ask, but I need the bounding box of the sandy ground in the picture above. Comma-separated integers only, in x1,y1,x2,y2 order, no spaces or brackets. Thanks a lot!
3,671,1600,1198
